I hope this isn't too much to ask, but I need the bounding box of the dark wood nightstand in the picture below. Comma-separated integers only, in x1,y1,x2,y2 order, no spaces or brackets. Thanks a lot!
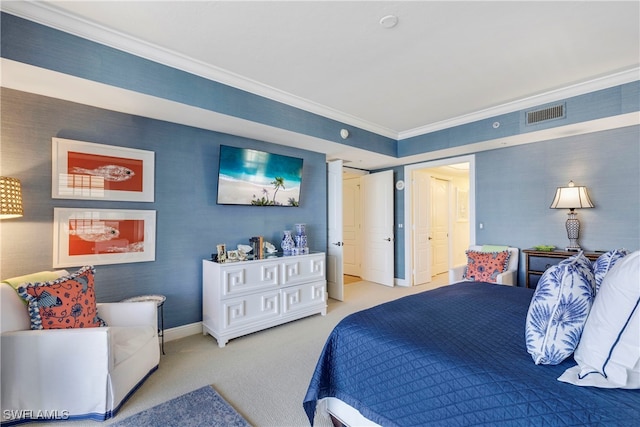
523,249,602,288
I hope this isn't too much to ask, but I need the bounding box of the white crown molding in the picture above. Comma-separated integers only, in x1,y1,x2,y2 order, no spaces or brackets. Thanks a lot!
399,67,640,140
1,1,398,139
2,1,638,142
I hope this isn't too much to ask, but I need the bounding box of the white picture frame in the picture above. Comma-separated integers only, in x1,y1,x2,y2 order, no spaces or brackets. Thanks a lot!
53,208,156,267
52,137,155,202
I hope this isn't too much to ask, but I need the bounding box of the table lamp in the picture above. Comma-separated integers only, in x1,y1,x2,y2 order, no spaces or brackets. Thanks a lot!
549,180,594,251
0,176,24,219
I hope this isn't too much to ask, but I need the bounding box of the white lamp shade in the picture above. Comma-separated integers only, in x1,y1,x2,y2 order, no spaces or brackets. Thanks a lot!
550,184,594,209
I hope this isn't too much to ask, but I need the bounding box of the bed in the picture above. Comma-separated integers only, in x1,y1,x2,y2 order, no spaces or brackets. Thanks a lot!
303,281,640,426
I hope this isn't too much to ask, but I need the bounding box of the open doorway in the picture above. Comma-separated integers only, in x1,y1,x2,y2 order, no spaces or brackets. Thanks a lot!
330,162,395,300
342,167,367,284
404,155,475,287
343,174,361,283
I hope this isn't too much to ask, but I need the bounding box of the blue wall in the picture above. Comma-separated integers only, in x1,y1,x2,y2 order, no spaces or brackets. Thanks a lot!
1,10,639,330
476,125,639,285
387,126,640,283
387,78,639,282
1,88,327,329
398,82,639,157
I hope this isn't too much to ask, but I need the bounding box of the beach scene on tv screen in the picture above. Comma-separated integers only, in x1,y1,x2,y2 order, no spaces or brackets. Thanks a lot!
217,146,303,206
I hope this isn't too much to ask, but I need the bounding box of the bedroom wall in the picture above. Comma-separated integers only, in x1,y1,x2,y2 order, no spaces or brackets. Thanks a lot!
2,11,638,304
387,125,639,284
1,12,396,157
475,125,640,285
0,88,328,329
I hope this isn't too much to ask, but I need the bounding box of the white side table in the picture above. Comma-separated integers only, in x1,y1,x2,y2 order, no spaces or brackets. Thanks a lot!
121,294,166,354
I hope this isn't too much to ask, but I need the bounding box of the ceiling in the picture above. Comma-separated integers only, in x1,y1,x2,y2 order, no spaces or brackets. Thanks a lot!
2,1,639,169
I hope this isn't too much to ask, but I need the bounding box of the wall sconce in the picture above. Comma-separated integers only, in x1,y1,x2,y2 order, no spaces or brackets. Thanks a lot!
549,180,594,251
0,176,24,219
340,129,350,139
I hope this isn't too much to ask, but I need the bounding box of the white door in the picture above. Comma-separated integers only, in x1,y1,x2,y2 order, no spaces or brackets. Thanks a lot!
412,171,431,285
342,177,361,276
326,160,344,301
431,177,450,275
361,170,394,287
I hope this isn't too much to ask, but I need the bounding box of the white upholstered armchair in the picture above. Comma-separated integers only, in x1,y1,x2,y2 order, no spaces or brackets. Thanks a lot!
449,245,519,286
1,270,160,424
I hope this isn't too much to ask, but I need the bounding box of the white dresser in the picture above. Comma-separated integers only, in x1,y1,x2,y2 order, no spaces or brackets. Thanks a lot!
202,252,326,347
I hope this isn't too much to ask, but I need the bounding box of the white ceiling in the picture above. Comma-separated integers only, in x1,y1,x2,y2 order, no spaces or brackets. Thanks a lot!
2,1,639,169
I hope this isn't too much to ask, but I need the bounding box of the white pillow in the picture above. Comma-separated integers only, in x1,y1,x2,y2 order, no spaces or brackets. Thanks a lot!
525,252,595,365
558,251,640,388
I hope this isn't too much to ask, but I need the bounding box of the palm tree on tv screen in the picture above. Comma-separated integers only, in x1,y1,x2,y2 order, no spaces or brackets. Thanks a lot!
272,176,285,204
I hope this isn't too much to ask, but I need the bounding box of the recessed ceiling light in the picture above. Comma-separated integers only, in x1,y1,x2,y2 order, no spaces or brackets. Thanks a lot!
379,15,399,29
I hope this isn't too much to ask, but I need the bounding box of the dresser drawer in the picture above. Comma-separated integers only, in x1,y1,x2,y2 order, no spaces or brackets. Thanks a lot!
528,255,563,272
281,254,325,286
282,280,326,314
221,262,280,297
223,291,280,329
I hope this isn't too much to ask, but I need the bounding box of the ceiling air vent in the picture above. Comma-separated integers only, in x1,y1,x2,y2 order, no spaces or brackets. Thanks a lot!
526,103,565,125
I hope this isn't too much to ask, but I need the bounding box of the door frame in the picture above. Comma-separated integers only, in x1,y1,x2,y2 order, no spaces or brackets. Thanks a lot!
403,154,476,286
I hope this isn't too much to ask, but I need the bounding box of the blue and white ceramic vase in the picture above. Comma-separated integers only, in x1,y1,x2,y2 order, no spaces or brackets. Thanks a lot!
295,234,307,249
281,230,295,255
294,223,308,252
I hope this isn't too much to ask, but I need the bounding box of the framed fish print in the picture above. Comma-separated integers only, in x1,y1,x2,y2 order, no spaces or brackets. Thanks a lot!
52,138,155,202
53,208,156,267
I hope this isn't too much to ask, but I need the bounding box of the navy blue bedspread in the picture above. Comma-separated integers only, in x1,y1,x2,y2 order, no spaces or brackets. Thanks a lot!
303,282,640,426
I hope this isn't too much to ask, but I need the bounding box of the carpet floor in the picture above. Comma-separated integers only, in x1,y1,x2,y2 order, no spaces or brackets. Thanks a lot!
26,275,449,426
111,386,250,427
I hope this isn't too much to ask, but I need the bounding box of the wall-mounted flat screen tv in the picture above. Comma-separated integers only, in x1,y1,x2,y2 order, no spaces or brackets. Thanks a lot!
217,145,303,206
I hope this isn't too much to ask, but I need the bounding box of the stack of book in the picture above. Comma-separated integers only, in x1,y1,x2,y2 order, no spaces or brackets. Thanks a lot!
250,236,263,259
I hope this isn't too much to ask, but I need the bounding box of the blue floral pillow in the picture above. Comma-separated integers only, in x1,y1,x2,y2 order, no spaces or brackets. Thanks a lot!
593,249,629,293
525,252,595,365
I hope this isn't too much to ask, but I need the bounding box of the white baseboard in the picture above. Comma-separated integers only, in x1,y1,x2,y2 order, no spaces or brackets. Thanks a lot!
164,322,202,342
395,277,410,287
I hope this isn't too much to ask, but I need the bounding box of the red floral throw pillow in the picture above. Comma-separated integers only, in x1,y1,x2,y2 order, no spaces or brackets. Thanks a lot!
17,265,107,330
463,250,511,283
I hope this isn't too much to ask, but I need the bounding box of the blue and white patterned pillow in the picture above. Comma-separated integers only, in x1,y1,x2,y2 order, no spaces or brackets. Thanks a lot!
525,252,595,365
592,248,629,293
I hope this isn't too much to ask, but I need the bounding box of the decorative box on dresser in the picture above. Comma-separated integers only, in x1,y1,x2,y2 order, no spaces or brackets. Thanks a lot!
202,252,326,347
523,249,602,289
